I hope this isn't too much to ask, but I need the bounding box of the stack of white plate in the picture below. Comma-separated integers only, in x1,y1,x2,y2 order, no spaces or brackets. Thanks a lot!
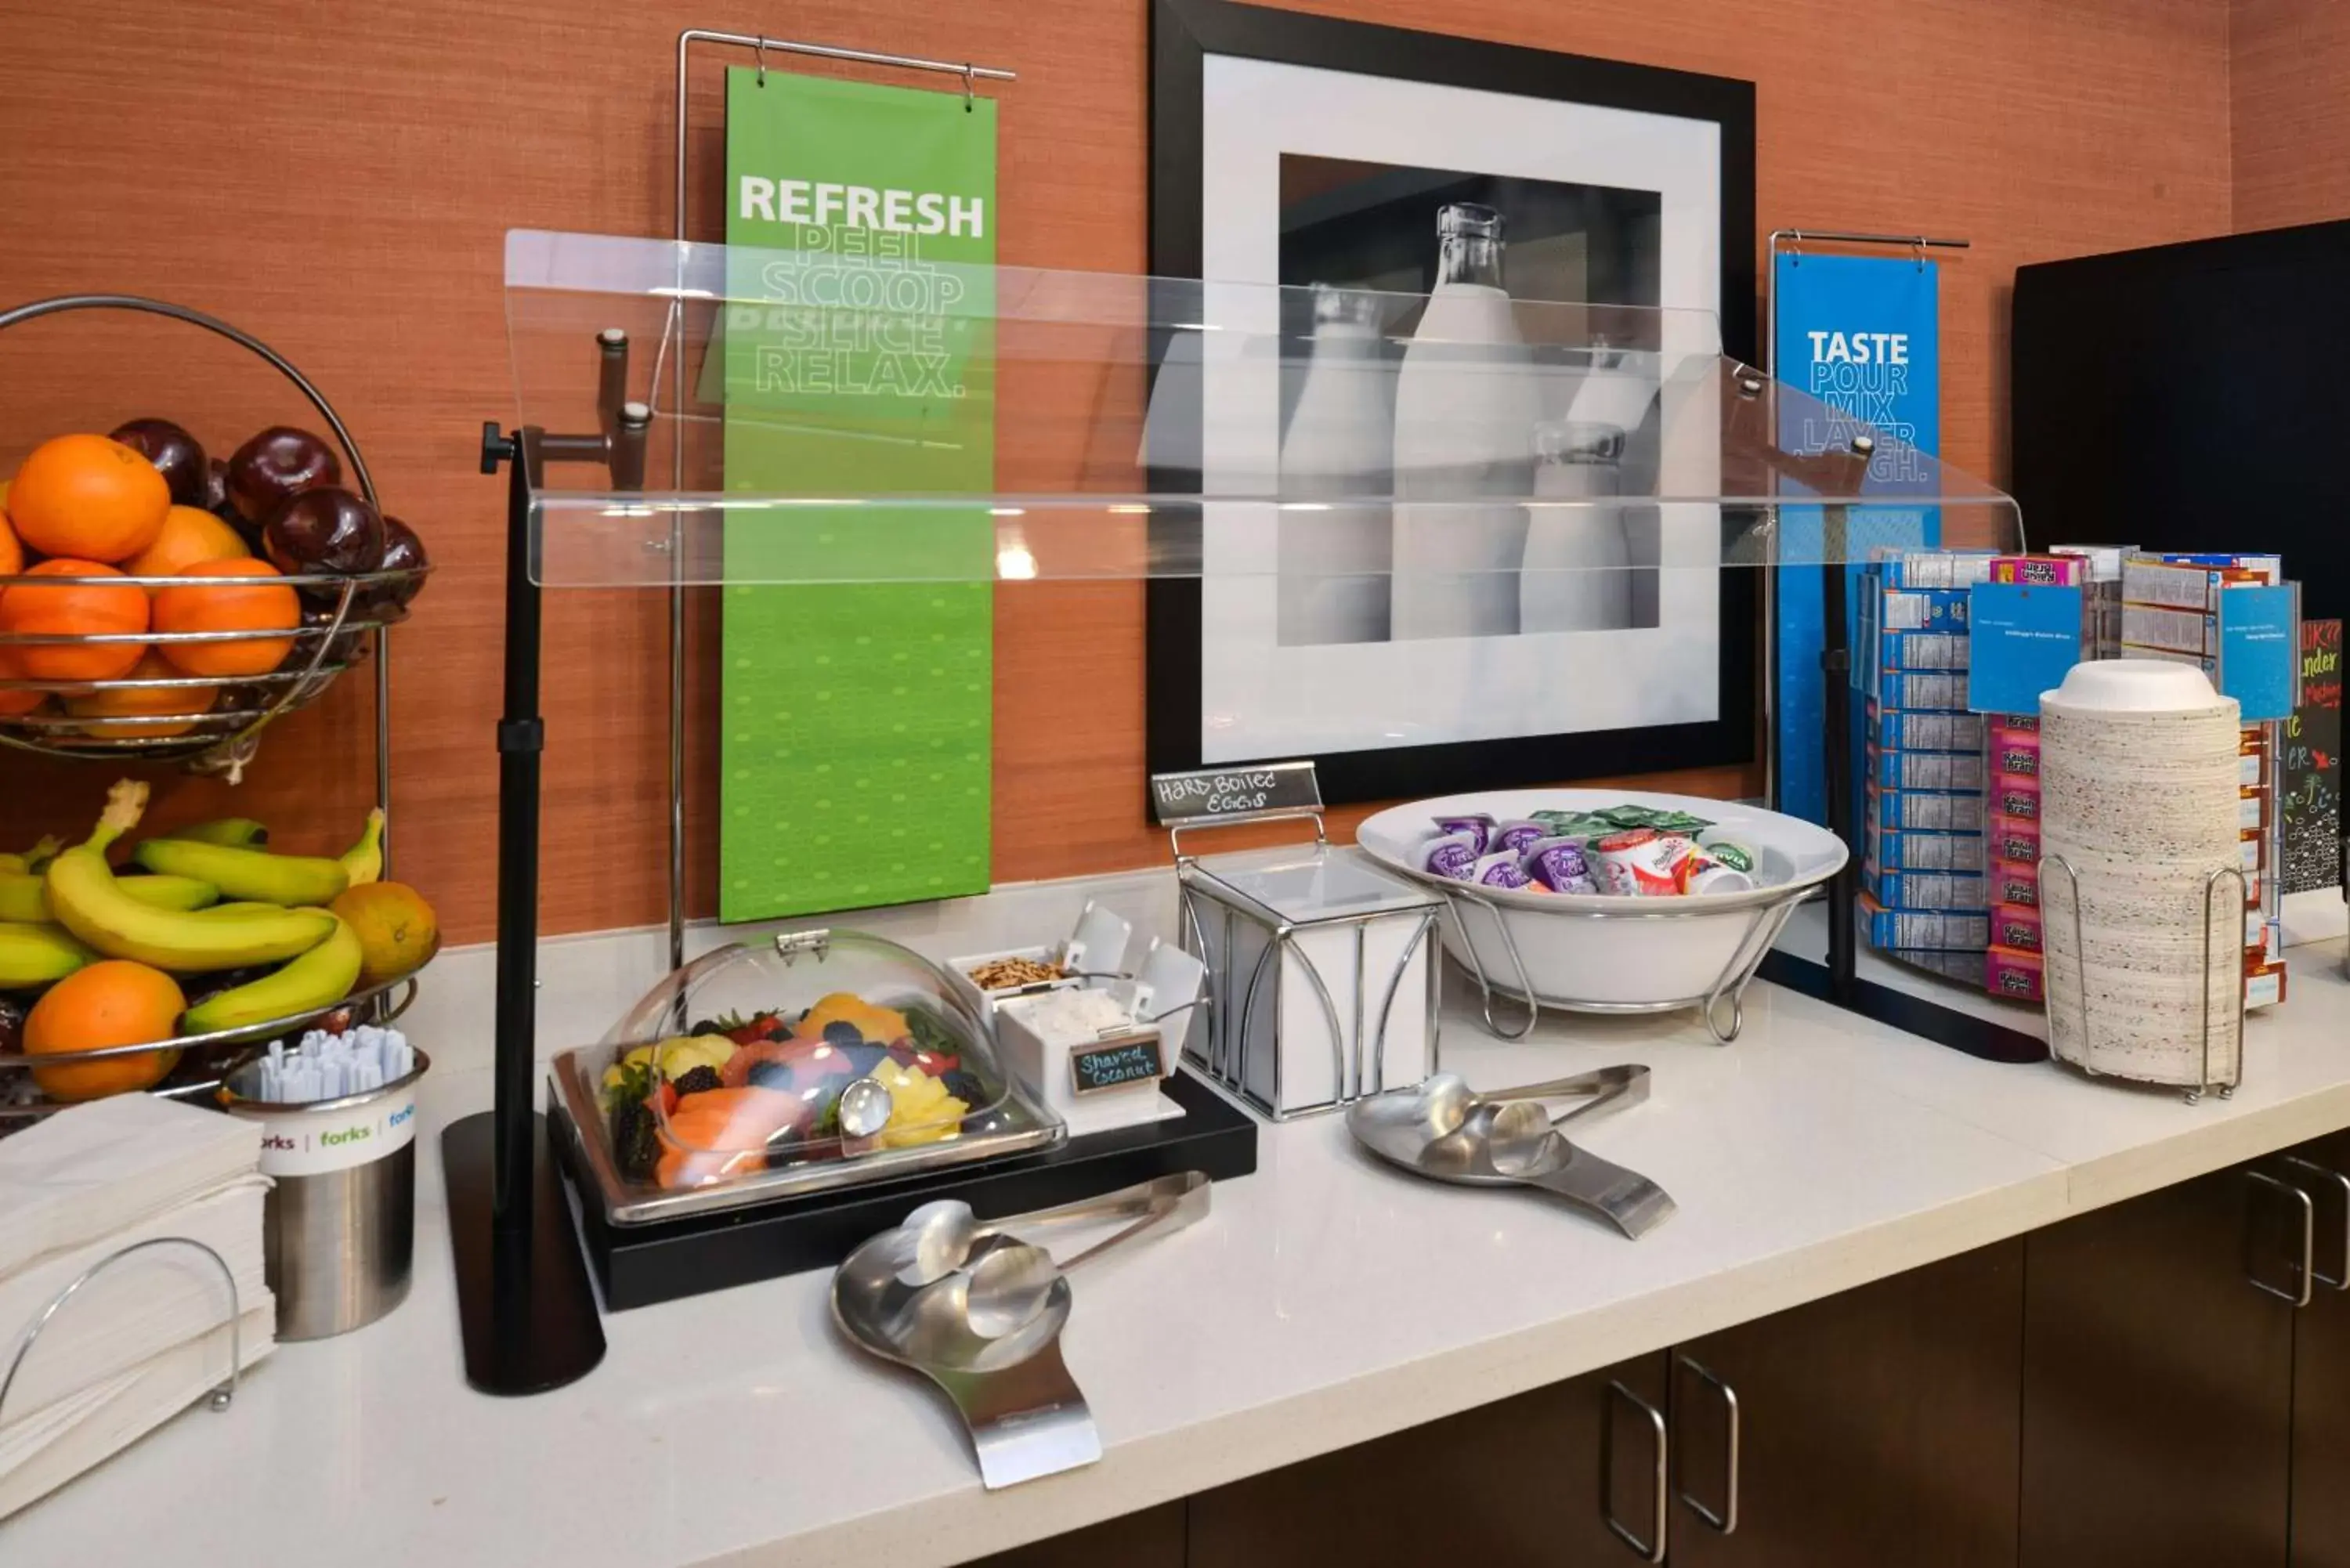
2041,660,2246,1089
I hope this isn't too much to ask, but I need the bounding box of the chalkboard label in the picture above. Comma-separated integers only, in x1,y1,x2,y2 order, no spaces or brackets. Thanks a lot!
1069,1031,1166,1097
1150,761,1321,827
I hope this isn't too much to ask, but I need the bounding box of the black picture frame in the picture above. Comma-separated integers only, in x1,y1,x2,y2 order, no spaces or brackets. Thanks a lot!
1145,0,1759,805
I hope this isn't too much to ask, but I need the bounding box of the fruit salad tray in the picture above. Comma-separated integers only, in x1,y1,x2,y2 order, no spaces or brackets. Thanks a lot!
549,930,1066,1227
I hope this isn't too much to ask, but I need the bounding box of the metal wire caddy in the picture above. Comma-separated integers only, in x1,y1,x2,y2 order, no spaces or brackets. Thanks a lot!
2038,854,2249,1104
0,293,423,1131
0,295,428,780
1170,808,1443,1123
0,1237,246,1449
1440,880,1815,1047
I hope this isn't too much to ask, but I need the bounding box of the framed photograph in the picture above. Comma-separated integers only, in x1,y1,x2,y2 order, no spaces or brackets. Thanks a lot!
1146,0,1757,804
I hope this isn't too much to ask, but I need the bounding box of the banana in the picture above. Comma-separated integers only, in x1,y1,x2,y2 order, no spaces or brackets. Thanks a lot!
339,808,385,887
197,901,282,916
0,873,45,925
116,874,222,912
46,782,336,974
132,834,348,907
165,818,271,848
1,870,222,923
182,913,363,1035
0,922,95,988
0,836,64,879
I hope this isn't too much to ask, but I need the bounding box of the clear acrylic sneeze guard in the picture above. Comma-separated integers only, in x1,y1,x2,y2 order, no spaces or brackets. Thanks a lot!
504,228,2025,995
505,228,2023,591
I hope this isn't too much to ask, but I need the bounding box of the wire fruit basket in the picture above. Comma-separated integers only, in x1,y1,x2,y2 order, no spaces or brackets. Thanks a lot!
0,296,429,779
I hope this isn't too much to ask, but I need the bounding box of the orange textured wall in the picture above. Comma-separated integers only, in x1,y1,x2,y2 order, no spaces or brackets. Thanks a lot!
0,1,2235,943
2232,0,2350,232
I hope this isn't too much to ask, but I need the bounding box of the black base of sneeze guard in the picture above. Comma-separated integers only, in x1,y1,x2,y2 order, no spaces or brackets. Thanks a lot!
1757,951,2052,1065
552,1070,1260,1312
442,1111,609,1396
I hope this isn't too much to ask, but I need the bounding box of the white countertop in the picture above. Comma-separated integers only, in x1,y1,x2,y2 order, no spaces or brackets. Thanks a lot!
9,931,2350,1568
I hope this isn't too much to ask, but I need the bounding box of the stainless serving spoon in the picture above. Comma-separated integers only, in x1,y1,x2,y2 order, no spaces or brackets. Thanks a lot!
831,1172,1210,1489
1347,1068,1677,1238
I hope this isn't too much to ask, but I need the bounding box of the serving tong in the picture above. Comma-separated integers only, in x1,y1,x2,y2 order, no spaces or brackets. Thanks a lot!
1347,1065,1676,1237
830,1171,1208,1488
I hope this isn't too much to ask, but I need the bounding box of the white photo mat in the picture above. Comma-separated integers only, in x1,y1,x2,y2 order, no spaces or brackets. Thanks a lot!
1192,53,1728,765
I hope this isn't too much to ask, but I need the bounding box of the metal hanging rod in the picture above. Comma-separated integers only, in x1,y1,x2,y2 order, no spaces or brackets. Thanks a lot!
1769,229,1971,252
661,27,1017,974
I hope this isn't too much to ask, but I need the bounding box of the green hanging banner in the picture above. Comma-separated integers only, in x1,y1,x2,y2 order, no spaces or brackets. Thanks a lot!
718,69,996,922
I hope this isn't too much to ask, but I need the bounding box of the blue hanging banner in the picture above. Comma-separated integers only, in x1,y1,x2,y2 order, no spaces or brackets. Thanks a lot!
1773,251,1943,826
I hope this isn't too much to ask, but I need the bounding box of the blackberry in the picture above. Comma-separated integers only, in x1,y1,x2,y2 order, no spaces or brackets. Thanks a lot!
610,1099,660,1182
747,1059,797,1090
671,1064,724,1097
940,1070,985,1105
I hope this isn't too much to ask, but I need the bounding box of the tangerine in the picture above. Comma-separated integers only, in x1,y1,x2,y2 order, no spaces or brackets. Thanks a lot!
7,434,172,563
122,505,248,583
0,645,45,717
152,558,298,677
24,959,186,1100
64,649,216,739
0,558,149,681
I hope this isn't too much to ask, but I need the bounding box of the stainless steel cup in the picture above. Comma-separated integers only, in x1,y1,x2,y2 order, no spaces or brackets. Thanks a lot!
217,1049,428,1341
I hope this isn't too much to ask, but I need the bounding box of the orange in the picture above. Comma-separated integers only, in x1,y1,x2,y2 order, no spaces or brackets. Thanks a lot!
64,649,216,739
151,558,298,677
0,504,20,578
121,505,248,584
6,434,172,564
0,558,149,681
331,880,441,986
0,645,45,717
24,959,186,1100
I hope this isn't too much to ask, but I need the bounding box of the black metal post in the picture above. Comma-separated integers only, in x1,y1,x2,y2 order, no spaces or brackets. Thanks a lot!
493,430,542,1226
1820,508,1857,1000
439,422,607,1396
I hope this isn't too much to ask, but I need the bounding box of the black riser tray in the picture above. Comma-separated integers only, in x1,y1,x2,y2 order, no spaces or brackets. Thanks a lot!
551,1069,1257,1310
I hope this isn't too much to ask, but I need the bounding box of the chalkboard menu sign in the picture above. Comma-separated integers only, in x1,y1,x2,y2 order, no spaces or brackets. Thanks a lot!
1150,761,1321,828
2283,619,2342,894
1069,1032,1166,1097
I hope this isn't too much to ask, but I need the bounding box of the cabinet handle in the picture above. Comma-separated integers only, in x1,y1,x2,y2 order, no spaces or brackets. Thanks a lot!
1674,1354,1741,1534
2247,1169,2316,1307
2280,1156,2350,1290
1603,1379,1668,1563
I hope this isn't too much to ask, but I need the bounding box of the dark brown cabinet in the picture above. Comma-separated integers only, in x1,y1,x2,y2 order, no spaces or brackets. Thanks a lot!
1184,1352,1670,1567
1669,1240,2024,1568
2019,1165,2300,1568
2291,1134,2350,1568
971,1144,2350,1568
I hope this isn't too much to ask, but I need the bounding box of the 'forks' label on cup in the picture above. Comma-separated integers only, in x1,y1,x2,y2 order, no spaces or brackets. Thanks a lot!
244,1092,418,1177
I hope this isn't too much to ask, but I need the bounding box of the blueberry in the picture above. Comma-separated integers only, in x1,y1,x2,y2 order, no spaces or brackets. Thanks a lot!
747,1059,797,1090
940,1070,984,1105
842,1043,890,1077
822,1021,864,1049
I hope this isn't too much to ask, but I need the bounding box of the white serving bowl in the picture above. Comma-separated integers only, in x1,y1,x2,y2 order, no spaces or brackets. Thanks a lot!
1354,789,1848,1013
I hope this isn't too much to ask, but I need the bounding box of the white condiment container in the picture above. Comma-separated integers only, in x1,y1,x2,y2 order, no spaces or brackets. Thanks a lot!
948,900,1133,1021
995,938,1204,1137
1177,844,1442,1120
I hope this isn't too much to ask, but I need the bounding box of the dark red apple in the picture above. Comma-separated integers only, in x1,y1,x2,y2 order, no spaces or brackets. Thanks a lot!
265,486,386,595
366,515,428,613
227,426,341,525
110,417,208,507
298,603,374,667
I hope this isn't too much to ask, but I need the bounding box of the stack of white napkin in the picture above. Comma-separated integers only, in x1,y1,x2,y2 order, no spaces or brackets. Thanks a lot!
0,1094,275,1518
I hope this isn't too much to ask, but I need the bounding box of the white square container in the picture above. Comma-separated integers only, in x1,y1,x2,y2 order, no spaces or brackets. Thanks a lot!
947,900,1133,1021
1177,844,1441,1120
994,939,1206,1137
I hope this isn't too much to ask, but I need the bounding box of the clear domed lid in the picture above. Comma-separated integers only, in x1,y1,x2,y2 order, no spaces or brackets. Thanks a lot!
591,928,1046,1200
